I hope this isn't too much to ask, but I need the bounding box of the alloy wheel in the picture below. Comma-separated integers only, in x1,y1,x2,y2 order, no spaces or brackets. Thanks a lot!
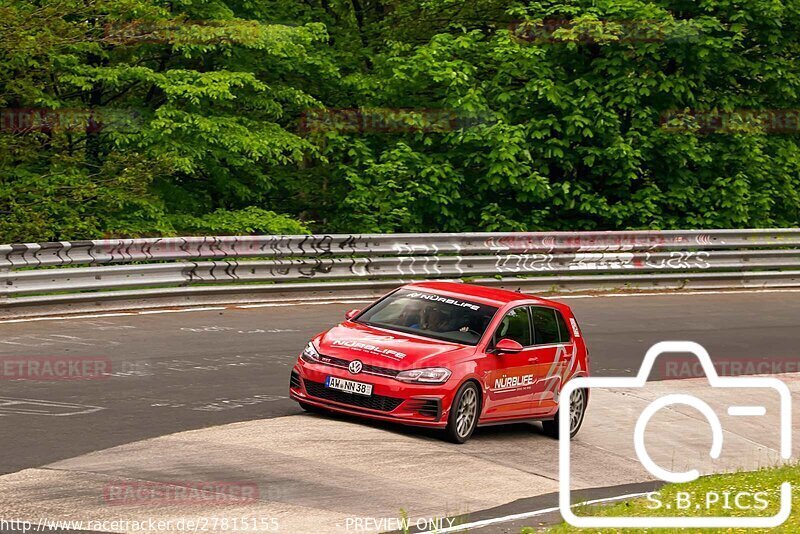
456,387,478,438
569,388,586,435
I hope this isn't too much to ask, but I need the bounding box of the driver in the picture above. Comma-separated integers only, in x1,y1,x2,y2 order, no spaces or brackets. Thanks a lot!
398,299,424,328
420,307,455,332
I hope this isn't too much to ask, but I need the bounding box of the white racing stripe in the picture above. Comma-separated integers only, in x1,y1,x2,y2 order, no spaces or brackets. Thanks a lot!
417,492,651,534
0,300,374,325
138,307,226,314
1,288,798,325
552,288,800,300
0,312,137,325
237,299,374,309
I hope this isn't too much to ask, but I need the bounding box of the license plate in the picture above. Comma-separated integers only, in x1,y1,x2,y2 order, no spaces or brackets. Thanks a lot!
325,376,373,396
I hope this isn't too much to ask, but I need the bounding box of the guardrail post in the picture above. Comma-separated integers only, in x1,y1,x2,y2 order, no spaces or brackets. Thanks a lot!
0,265,8,306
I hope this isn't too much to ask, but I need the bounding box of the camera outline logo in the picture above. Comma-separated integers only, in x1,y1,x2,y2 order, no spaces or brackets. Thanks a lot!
559,341,792,528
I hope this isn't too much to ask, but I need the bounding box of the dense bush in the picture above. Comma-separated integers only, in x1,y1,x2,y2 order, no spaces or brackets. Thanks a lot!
1,0,798,241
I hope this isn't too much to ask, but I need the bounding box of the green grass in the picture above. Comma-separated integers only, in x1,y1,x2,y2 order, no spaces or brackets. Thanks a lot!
538,464,799,533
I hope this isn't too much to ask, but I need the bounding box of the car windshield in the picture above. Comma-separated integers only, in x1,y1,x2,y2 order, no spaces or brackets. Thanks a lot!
356,289,498,345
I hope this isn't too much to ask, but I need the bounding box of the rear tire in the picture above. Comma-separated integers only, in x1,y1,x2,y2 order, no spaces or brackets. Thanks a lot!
542,387,587,439
445,382,480,444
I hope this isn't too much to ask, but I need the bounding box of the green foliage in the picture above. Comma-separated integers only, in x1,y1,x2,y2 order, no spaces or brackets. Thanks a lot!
546,463,800,533
0,0,327,240
312,0,800,232
1,0,798,242
170,206,309,234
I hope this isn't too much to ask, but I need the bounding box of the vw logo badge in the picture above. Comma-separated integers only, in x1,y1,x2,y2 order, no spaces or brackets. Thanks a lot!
348,360,363,375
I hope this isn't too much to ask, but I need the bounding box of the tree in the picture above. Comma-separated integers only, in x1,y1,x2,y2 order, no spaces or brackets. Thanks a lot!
1,0,798,242
0,0,325,240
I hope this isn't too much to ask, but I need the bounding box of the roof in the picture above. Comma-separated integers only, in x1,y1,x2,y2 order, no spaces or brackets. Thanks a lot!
404,281,559,308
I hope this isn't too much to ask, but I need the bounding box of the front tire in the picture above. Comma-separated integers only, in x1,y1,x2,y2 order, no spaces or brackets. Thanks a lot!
542,387,587,439
445,382,480,444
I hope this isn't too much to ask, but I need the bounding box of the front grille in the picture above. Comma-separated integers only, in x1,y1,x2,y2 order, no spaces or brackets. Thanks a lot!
406,398,441,420
318,354,400,378
290,370,301,389
304,380,403,412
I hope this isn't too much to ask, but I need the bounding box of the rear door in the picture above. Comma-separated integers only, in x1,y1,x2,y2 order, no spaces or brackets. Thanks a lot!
482,306,538,419
528,306,575,415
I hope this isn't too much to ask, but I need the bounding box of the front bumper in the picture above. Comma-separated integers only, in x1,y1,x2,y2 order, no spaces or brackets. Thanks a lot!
290,360,450,428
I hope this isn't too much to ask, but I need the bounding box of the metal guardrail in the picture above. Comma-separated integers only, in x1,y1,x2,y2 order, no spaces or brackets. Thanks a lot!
2,229,800,268
1,229,799,315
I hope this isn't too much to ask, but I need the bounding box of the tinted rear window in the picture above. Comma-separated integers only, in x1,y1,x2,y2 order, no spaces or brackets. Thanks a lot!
554,310,571,342
530,306,560,345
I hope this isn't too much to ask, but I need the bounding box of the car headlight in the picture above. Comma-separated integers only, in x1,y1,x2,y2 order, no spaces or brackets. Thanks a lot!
301,342,321,363
396,368,452,384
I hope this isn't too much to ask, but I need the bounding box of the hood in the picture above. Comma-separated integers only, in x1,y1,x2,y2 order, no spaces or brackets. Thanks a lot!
315,321,474,369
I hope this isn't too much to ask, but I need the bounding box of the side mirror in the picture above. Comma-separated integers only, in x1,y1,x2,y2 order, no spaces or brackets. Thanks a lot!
495,338,524,354
345,309,361,321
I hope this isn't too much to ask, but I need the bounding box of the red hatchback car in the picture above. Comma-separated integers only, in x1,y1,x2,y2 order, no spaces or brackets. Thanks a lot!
289,281,590,443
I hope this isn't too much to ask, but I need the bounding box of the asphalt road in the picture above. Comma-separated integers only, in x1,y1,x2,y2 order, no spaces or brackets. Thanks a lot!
1,290,798,478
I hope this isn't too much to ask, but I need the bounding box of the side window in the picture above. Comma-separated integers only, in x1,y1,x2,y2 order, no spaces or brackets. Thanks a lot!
554,310,571,343
494,307,532,346
530,307,560,345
